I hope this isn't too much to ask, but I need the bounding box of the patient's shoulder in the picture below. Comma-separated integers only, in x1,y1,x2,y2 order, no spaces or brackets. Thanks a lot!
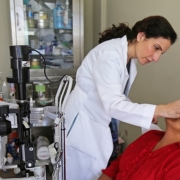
131,130,164,145
126,130,165,152
145,130,164,136
140,130,165,141
124,130,164,155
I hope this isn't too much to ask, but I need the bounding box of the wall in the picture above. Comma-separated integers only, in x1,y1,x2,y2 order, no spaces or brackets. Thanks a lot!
0,1,12,80
84,0,108,55
104,0,180,150
84,0,94,56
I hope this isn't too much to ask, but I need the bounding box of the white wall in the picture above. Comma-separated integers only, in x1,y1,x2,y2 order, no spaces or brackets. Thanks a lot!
0,1,12,80
84,0,94,56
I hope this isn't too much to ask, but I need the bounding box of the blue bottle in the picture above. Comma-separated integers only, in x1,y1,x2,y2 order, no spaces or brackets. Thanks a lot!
53,1,63,29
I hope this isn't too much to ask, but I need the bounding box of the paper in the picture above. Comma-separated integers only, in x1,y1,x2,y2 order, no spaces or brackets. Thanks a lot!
141,123,162,134
0,101,18,108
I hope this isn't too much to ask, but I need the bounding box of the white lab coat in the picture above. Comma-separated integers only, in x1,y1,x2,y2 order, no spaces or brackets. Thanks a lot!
64,36,156,180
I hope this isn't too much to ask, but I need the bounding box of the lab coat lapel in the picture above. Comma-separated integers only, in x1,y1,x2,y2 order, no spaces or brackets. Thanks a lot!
125,59,137,95
123,67,129,93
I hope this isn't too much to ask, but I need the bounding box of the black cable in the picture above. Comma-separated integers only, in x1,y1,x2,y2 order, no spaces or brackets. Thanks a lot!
30,48,67,83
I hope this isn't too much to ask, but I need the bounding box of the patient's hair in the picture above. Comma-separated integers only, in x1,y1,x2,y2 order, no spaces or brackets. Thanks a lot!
98,15,177,44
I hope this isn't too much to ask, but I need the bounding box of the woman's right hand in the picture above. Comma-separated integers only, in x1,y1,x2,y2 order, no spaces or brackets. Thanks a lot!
155,100,180,118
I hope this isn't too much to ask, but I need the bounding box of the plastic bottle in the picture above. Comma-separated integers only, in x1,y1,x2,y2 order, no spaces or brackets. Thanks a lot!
23,5,29,45
67,4,72,29
2,81,9,102
63,0,69,28
27,4,35,28
42,41,47,50
0,72,3,101
53,0,64,29
39,38,43,50
9,82,16,103
49,10,54,28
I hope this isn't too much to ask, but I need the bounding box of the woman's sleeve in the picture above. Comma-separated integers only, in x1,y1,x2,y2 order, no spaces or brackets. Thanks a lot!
93,52,156,129
101,155,122,179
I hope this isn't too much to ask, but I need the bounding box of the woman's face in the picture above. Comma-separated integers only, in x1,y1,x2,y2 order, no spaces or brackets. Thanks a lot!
135,32,171,65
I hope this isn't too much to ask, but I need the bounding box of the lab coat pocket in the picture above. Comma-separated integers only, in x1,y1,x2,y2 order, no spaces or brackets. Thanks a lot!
66,111,114,179
66,113,79,137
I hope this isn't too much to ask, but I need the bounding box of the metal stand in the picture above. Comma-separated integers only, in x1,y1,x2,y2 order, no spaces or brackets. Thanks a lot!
0,46,46,180
46,75,73,180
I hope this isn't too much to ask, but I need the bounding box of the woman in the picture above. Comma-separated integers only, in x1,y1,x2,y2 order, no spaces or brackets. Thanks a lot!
98,117,180,180
64,16,180,180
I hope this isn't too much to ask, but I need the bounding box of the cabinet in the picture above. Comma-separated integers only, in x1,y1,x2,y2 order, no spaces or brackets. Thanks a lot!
9,0,84,81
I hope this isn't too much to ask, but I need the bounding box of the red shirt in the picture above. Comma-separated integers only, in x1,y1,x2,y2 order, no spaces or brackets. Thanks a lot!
102,130,180,180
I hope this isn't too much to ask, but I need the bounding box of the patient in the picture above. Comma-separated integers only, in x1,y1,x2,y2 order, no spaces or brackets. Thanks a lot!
98,117,180,180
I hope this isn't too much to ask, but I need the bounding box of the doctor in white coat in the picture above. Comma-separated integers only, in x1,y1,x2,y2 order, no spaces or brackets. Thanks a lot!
64,16,180,180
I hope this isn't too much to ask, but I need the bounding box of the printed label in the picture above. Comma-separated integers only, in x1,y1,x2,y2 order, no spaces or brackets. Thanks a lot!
27,12,33,18
35,85,45,92
34,13,39,20
0,92,3,100
56,10,62,17
22,61,30,67
39,14,47,20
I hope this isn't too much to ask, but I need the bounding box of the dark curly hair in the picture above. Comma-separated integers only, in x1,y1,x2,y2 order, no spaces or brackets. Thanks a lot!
99,16,177,45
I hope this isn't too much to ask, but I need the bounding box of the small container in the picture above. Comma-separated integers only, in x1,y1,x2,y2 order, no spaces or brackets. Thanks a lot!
31,59,41,69
38,11,49,28
33,12,39,28
2,81,9,102
27,4,34,28
7,156,13,164
33,81,49,99
32,81,54,106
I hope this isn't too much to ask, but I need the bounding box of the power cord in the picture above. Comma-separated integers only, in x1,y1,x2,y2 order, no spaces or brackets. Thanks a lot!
30,48,67,83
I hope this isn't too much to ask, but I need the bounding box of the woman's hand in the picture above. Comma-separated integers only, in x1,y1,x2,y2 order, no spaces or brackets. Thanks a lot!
155,100,180,118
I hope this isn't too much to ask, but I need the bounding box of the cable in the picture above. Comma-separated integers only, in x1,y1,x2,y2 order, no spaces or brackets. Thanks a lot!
30,48,67,83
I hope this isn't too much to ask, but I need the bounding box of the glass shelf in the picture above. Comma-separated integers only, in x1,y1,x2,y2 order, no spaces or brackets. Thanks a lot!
28,28,72,32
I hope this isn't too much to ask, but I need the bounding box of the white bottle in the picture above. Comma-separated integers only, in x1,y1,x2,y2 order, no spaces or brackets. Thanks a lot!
23,5,29,45
49,10,54,28
2,81,9,102
9,82,16,103
63,0,69,27
27,4,35,28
